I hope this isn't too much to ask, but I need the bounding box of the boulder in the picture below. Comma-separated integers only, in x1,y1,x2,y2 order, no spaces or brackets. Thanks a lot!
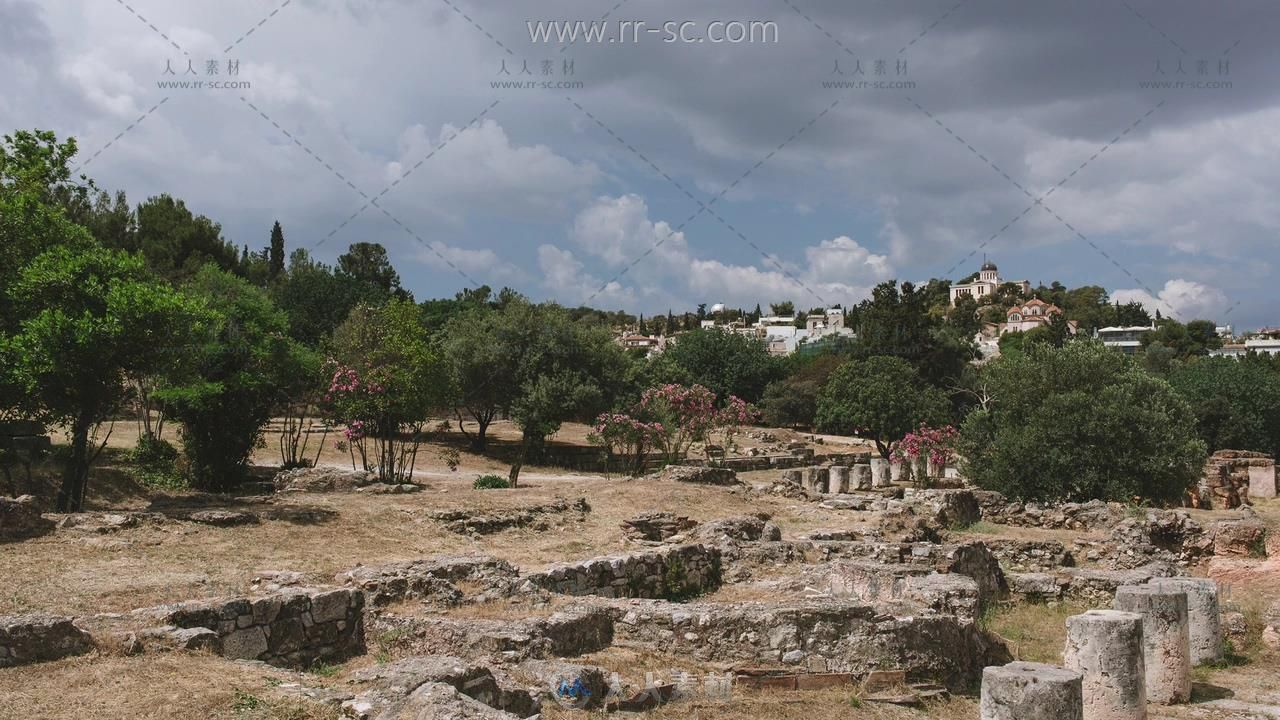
695,514,781,543
0,495,54,540
621,512,697,542
274,466,375,493
1211,516,1268,557
183,509,259,527
0,614,93,668
658,465,740,486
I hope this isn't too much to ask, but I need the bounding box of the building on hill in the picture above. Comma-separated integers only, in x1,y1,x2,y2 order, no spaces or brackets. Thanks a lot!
949,260,1031,306
1095,325,1155,355
999,298,1078,335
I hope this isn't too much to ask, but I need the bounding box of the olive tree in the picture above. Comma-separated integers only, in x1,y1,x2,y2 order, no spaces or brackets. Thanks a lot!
815,356,952,458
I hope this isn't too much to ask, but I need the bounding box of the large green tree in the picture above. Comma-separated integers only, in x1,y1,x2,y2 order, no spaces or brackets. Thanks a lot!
958,340,1205,503
647,327,781,404
4,246,209,509
1168,357,1280,458
849,280,976,388
815,356,952,458
159,266,302,490
133,194,239,279
501,302,630,486
759,354,846,429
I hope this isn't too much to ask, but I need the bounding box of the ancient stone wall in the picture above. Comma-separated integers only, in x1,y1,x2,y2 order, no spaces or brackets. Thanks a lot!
158,587,365,668
0,614,93,668
522,544,721,599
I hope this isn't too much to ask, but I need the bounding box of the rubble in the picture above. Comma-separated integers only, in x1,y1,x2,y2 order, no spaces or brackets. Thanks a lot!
656,465,740,485
273,466,376,493
620,511,697,542
428,497,591,535
0,614,94,668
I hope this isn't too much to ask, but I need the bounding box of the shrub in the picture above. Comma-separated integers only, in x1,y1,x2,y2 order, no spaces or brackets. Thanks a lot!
958,340,1206,504
473,474,509,489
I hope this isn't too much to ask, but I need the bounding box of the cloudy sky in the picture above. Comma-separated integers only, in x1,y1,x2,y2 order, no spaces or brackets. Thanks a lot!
4,0,1277,328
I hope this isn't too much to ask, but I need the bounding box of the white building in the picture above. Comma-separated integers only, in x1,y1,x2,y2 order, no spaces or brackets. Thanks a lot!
949,261,1032,306
1096,325,1154,355
1210,337,1280,358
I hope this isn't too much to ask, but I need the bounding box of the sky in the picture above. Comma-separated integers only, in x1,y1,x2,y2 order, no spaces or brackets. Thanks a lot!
3,0,1277,329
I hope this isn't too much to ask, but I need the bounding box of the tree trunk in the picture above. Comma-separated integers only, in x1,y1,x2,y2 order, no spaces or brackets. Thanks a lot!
874,438,891,460
58,414,93,512
508,430,534,488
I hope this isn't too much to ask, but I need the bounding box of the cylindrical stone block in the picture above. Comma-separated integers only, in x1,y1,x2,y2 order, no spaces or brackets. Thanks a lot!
980,662,1083,720
828,466,850,494
870,457,892,487
1114,585,1191,704
1063,610,1147,720
889,459,903,483
852,463,872,490
1146,577,1221,665
913,456,929,484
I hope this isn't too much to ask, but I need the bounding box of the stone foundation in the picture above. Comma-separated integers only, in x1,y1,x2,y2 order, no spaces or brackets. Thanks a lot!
522,544,721,599
156,587,365,668
0,614,93,668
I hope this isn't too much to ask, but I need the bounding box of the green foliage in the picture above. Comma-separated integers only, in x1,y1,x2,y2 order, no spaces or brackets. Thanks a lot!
1142,318,1223,359
270,248,382,346
268,221,286,279
848,280,976,388
815,355,952,458
158,266,301,491
758,354,845,429
646,327,781,403
958,340,1206,504
3,245,209,508
497,301,630,486
473,474,510,489
133,194,239,280
337,242,409,299
1168,357,1280,458
326,299,452,483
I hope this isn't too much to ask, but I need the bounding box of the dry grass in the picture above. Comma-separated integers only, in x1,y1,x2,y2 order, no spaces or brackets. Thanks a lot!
980,601,1088,664
0,652,341,720
541,686,977,720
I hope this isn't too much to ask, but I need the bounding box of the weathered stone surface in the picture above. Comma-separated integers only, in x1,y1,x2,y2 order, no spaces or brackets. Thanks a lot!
339,555,519,606
0,614,93,668
975,493,1124,531
694,515,780,543
355,483,422,495
1062,610,1146,720
621,512,697,542
1057,563,1183,605
0,495,54,540
610,599,1011,691
183,509,259,527
1007,572,1063,601
1104,510,1207,569
1114,585,1191,705
983,540,1074,572
518,659,609,710
903,489,980,528
367,607,613,662
159,587,364,668
980,662,1083,720
1147,577,1222,665
1211,516,1268,557
372,682,522,720
274,466,375,493
351,655,538,719
430,497,591,535
522,544,721,600
658,465,740,485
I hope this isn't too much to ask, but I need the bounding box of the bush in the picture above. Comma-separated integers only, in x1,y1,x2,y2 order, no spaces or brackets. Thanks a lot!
473,474,509,489
958,340,1205,504
125,435,186,490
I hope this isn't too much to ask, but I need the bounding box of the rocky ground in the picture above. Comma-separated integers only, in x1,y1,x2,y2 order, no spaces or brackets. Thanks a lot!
1,441,1278,720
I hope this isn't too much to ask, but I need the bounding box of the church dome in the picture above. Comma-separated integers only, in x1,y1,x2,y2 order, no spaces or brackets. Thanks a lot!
980,261,997,272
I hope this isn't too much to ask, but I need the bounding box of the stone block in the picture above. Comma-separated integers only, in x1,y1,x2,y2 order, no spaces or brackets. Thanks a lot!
980,662,1083,720
1247,464,1277,499
221,626,269,660
1062,610,1146,720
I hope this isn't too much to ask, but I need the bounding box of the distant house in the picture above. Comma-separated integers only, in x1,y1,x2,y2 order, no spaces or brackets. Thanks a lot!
1210,337,1280,358
1000,298,1078,335
618,334,664,356
949,261,1031,306
1096,325,1154,355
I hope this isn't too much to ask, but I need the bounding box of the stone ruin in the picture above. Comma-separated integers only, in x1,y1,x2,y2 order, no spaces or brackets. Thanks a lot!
1192,449,1278,508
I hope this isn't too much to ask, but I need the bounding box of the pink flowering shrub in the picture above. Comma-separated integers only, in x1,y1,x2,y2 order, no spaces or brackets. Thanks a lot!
891,423,959,470
589,384,759,474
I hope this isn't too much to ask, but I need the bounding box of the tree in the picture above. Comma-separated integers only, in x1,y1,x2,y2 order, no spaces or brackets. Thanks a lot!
815,356,952,458
850,280,976,388
158,266,302,490
769,301,794,317
268,221,286,279
4,246,208,509
1168,357,1280,458
324,300,452,483
133,194,238,280
502,302,629,486
271,249,373,346
759,354,845,429
647,327,782,403
958,340,1205,504
337,242,408,299
439,306,522,451
1141,318,1223,359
